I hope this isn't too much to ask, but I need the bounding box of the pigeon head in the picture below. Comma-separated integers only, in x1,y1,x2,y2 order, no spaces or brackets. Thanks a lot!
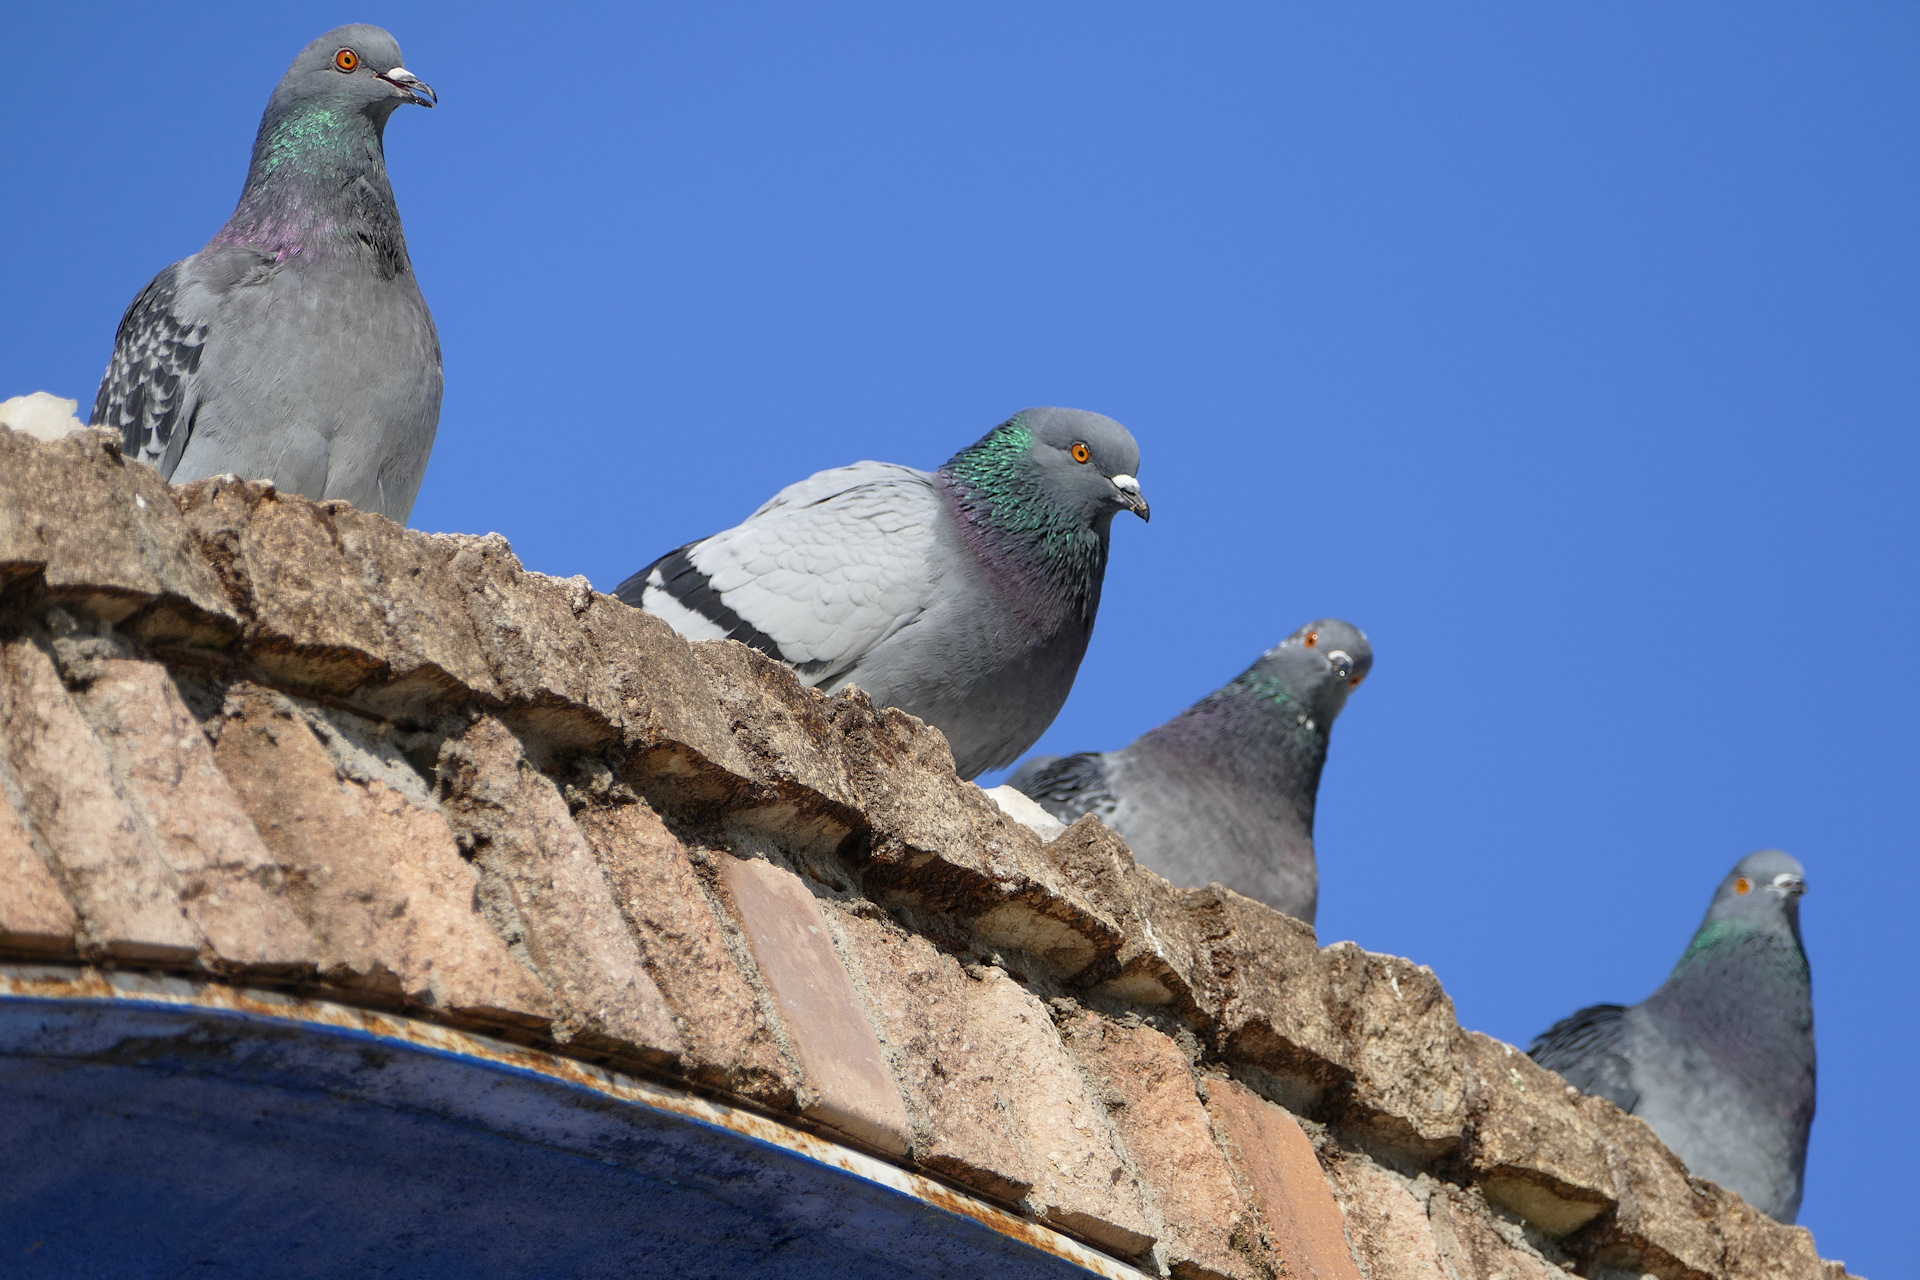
269,25,436,127
937,407,1146,620
1256,618,1374,724
1670,849,1810,976
1018,407,1150,524
1702,848,1808,931
947,407,1147,528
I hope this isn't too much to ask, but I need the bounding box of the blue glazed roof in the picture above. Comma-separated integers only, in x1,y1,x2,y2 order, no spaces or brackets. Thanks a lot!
0,992,1116,1279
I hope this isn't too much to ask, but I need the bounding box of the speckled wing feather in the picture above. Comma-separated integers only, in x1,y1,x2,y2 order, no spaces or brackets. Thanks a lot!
90,263,211,474
1008,751,1119,823
1528,1003,1639,1111
617,462,944,687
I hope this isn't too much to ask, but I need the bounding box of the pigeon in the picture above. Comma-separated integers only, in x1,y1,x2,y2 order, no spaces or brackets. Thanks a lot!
92,25,442,524
616,408,1150,780
1008,619,1370,923
1529,850,1816,1223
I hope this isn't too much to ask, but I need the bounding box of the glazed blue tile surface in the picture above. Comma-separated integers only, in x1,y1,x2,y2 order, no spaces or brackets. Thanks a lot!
0,996,1102,1279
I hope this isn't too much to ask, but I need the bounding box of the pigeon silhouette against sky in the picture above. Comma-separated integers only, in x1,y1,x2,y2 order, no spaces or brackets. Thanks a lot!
1008,619,1370,923
92,25,442,524
617,408,1149,779
1530,850,1816,1223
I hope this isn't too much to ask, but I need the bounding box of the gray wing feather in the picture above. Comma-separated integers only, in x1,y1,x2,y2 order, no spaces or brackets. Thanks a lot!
1528,1003,1640,1111
91,262,211,475
1009,751,1119,824
636,462,946,686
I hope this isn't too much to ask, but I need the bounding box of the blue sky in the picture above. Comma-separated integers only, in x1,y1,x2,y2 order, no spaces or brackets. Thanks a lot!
6,4,1913,1271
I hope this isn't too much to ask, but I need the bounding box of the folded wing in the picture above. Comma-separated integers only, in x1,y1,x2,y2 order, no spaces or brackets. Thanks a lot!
1528,1002,1639,1112
91,263,212,475
1009,751,1120,823
618,462,945,688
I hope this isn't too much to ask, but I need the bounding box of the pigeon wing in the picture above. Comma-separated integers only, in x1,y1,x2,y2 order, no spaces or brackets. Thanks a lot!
1009,751,1119,824
91,262,212,475
1528,1003,1639,1111
620,462,945,688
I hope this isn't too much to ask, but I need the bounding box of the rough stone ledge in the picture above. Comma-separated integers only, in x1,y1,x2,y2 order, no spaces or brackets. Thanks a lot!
0,428,1858,1280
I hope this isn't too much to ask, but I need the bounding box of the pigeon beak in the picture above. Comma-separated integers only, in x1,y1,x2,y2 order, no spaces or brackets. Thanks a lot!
378,67,437,108
1111,474,1150,522
1769,873,1807,899
1327,650,1354,682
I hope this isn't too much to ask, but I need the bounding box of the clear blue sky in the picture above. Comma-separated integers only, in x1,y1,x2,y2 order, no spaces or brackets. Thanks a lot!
6,5,1913,1271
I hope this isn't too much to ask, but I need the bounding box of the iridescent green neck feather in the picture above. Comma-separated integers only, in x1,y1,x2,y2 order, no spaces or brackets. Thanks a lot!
1143,657,1329,812
215,101,404,270
939,419,1107,622
1669,914,1809,983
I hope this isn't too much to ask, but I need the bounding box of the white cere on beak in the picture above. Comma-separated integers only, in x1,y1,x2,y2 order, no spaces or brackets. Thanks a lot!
1108,472,1150,520
379,67,437,105
1769,873,1807,898
1327,650,1354,681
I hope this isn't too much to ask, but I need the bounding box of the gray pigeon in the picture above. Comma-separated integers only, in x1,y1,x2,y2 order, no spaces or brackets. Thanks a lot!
92,25,442,524
1529,850,1815,1223
1008,619,1370,923
616,408,1150,779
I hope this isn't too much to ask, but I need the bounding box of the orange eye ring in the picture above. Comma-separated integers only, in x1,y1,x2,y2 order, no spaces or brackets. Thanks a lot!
1304,631,1319,647
334,48,359,72
1735,876,1752,895
1070,441,1091,464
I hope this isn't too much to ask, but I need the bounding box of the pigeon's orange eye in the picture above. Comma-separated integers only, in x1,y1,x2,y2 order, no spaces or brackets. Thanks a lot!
334,48,359,72
1070,441,1091,464
1305,631,1320,647
1735,877,1752,895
